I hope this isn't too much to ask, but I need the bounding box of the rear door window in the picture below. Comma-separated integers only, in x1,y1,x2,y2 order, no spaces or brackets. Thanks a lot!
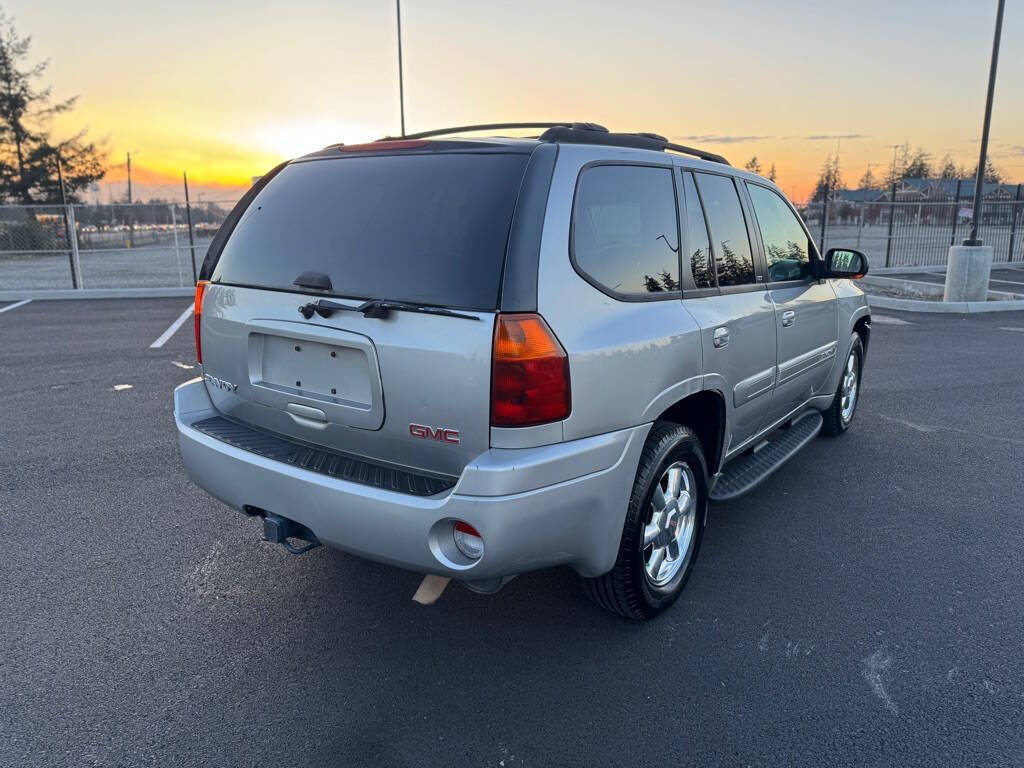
746,183,812,282
681,171,714,289
693,173,756,287
572,165,680,297
211,152,530,310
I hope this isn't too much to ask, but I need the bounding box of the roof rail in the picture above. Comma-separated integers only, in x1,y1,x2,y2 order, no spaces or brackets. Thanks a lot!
377,122,730,165
663,142,730,166
379,122,577,141
538,125,729,165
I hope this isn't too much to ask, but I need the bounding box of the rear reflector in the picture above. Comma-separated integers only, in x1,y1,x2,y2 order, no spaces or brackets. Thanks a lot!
491,313,570,427
194,280,208,363
453,521,484,560
340,140,429,152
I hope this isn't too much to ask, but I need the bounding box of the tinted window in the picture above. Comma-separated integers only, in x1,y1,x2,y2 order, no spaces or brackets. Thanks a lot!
573,165,679,296
681,171,714,289
747,183,812,282
211,153,530,310
694,173,756,287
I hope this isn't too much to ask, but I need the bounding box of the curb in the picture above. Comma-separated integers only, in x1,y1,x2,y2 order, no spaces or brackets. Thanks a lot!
867,294,1024,314
0,288,194,301
861,275,1023,302
872,264,1024,275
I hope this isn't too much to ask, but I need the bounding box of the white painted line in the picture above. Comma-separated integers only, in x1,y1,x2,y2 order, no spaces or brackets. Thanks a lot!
149,303,194,348
871,314,913,326
412,574,451,605
987,277,1024,287
999,327,1024,333
0,298,31,315
112,384,134,392
172,361,195,369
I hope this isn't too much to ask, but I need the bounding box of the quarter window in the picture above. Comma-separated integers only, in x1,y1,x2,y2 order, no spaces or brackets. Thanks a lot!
693,173,756,287
572,165,680,297
747,183,812,282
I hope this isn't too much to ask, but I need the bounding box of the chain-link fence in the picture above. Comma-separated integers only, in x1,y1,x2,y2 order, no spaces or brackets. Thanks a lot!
0,200,237,290
803,191,1024,269
2,191,1023,290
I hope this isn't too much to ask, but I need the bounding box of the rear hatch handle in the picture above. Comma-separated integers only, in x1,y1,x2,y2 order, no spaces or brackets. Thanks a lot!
298,297,481,321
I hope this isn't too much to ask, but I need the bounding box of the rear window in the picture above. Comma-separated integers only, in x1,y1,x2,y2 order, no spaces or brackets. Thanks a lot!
211,152,530,310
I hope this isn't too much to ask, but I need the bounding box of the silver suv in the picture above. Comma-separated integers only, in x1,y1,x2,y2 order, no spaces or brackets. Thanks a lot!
174,123,871,619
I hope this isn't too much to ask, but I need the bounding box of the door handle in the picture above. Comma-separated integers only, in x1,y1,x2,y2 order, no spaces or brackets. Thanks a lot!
713,326,730,348
781,310,796,327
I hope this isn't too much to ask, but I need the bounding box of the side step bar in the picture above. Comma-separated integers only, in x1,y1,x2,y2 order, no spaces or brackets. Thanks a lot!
710,411,823,502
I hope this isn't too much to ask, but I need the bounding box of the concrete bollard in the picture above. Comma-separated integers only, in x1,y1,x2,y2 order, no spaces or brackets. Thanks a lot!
944,245,993,302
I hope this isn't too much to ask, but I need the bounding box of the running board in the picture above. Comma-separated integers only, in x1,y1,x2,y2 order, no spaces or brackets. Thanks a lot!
710,411,823,502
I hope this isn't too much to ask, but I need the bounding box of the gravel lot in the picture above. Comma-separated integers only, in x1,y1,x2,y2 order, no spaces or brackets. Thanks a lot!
1,298,1022,767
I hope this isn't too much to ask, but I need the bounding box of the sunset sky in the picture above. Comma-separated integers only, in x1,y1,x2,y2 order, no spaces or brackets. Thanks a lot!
6,0,1022,203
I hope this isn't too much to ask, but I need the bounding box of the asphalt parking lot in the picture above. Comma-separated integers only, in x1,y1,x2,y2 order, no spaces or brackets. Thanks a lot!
2,298,1023,767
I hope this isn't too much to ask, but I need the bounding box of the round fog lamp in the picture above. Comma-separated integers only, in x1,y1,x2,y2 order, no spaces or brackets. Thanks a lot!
453,521,484,560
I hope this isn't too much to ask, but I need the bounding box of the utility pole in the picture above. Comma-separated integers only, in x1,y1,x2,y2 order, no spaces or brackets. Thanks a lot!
965,0,1005,245
126,152,135,248
396,0,406,136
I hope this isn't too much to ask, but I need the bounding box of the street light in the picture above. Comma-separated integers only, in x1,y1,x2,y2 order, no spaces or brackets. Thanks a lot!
964,0,1005,245
944,0,1005,302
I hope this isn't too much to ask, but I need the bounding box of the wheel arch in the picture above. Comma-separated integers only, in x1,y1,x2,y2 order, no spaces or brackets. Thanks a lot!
653,390,727,476
853,314,871,361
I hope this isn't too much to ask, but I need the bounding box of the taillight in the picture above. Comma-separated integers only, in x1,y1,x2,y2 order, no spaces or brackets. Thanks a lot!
491,313,570,427
194,280,208,363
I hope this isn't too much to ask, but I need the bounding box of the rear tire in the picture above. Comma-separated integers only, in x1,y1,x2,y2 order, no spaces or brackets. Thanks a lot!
822,335,863,437
583,422,708,620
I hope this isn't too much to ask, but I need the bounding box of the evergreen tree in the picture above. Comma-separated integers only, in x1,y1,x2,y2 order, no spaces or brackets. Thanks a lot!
0,11,105,202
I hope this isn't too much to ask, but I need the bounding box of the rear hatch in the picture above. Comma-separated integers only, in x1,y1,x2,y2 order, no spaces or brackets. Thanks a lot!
200,147,533,478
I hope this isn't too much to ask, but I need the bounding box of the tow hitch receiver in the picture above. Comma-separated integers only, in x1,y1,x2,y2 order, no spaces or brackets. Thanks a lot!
261,512,322,555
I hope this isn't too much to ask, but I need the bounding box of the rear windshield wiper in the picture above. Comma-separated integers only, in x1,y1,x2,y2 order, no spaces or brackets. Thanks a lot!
298,297,480,321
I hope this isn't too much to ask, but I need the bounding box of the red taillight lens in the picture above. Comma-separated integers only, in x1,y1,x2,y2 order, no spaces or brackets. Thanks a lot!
194,280,208,363
491,313,570,427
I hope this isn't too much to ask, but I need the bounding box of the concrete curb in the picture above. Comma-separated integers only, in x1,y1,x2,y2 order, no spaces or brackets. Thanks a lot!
0,288,194,301
861,275,1023,302
872,264,1024,275
867,294,1024,314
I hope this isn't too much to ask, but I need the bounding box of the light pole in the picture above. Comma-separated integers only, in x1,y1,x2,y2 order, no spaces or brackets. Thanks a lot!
944,0,1005,302
964,0,1005,245
396,0,406,136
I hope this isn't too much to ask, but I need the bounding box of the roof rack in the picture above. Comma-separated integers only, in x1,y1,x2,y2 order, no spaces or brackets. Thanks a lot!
377,122,730,165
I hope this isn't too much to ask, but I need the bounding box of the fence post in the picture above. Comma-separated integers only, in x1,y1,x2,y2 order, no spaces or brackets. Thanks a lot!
171,204,184,287
66,205,83,289
819,189,828,252
885,182,897,267
949,178,962,246
1008,182,1022,263
183,171,198,285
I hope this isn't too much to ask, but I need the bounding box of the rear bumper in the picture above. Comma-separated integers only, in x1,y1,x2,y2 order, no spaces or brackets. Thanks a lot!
174,378,647,579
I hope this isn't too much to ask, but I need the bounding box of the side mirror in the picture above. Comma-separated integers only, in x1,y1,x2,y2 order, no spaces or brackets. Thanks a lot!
823,248,869,279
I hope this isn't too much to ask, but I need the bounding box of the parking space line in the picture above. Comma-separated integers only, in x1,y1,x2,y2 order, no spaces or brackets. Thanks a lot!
0,298,31,315
988,277,1024,287
150,303,195,348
